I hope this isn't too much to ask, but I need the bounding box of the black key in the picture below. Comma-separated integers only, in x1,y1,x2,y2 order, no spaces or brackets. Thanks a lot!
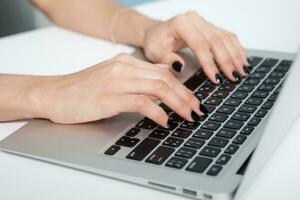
233,135,247,145
184,70,206,91
184,138,205,149
160,103,172,114
180,121,200,130
217,106,235,114
200,146,221,157
105,145,121,155
193,129,213,140
195,91,209,101
248,117,261,126
231,91,248,99
258,84,275,92
208,137,229,148
166,157,188,169
159,121,178,131
149,129,170,140
279,59,293,67
250,72,266,79
231,112,250,121
201,121,221,131
262,101,273,110
238,84,255,93
212,90,229,98
136,118,157,130
252,90,269,98
169,113,184,123
146,146,175,165
186,156,213,173
126,138,160,161
256,65,271,73
260,58,279,67
207,165,223,176
175,147,197,158
239,104,257,113
245,97,263,106
255,109,268,118
268,94,277,102
219,84,236,92
202,104,216,113
125,127,141,137
275,64,290,73
116,136,140,147
216,128,236,139
244,78,260,85
163,137,184,148
264,77,280,85
224,120,244,130
198,85,215,93
224,98,242,107
172,128,192,139
248,56,263,67
270,71,285,79
205,97,222,106
209,113,228,123
241,126,254,135
224,144,239,154
216,154,231,165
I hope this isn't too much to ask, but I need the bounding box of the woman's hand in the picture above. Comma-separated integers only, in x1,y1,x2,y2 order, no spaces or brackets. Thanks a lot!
34,53,203,127
142,11,250,83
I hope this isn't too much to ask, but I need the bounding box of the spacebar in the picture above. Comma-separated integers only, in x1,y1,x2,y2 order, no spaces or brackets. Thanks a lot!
126,138,160,161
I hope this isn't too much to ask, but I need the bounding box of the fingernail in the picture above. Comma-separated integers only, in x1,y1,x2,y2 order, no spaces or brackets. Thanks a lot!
247,58,251,65
167,119,173,128
232,71,241,82
172,61,182,72
243,66,250,74
200,104,209,115
215,73,223,84
191,111,200,121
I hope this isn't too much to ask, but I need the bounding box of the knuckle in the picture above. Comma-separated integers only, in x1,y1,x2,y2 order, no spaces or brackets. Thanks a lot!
135,96,149,110
185,10,198,17
110,61,125,76
152,79,168,92
171,14,186,26
115,53,131,61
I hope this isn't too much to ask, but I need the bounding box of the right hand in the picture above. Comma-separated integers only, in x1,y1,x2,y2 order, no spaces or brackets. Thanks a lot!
35,53,203,127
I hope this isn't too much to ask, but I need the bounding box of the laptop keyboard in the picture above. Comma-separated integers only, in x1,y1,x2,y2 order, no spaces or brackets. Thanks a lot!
104,56,293,177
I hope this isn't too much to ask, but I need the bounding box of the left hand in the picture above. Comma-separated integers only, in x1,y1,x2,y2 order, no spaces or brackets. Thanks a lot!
142,11,250,84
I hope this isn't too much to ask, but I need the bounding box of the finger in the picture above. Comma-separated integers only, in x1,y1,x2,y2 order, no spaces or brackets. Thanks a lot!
230,35,250,67
161,52,185,73
112,94,169,128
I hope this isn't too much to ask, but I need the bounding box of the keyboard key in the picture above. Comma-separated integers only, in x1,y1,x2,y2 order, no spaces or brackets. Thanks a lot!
224,120,244,130
224,144,239,154
175,147,197,158
125,127,141,137
212,90,229,98
169,113,184,123
258,84,275,92
216,128,237,139
219,84,236,92
184,70,206,91
199,146,221,157
160,104,172,114
264,77,280,85
216,154,231,165
193,129,213,140
252,90,269,98
163,137,184,148
202,104,216,113
268,94,278,102
275,64,290,73
159,121,178,131
231,112,250,121
244,78,260,85
136,118,157,130
255,109,268,118
172,128,192,139
209,113,228,123
233,135,247,145
260,58,279,67
238,84,254,93
205,97,222,106
208,137,229,148
279,59,293,67
270,71,285,79
241,126,254,135
207,165,223,176
180,121,200,130
217,106,235,114
186,156,213,173
201,121,221,131
262,101,274,110
146,146,175,165
245,97,263,106
126,138,160,161
231,91,248,99
184,138,205,149
250,72,266,79
105,145,121,155
198,85,215,93
256,66,271,73
149,129,170,140
239,104,257,113
116,136,140,147
195,91,209,101
248,117,261,126
166,157,188,169
224,98,242,107
248,56,263,67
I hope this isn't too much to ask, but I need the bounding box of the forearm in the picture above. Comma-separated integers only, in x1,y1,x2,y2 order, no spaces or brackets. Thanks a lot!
31,0,159,47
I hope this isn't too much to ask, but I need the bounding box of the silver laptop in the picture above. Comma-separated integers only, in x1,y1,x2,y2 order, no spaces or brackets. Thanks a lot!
0,49,298,200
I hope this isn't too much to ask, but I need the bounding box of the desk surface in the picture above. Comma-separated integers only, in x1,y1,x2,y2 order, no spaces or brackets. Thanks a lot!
0,0,300,199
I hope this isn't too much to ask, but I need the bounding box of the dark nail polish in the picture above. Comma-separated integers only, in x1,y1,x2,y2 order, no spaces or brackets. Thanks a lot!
200,104,209,115
167,119,173,128
172,61,182,72
247,58,251,64
243,66,250,74
215,73,223,84
232,71,241,82
191,111,200,121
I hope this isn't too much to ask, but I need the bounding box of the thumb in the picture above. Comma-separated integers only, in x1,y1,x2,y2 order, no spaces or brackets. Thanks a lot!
161,52,185,73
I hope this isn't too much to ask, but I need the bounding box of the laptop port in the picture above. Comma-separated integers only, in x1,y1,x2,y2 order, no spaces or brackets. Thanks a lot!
182,188,197,197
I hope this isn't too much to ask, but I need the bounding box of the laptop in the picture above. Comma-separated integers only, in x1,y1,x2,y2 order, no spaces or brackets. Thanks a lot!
0,48,298,199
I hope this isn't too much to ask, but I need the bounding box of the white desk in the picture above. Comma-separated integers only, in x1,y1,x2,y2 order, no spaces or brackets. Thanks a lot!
0,0,299,199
